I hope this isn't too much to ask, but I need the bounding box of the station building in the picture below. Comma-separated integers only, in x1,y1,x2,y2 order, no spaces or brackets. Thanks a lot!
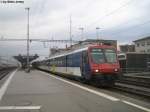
119,44,135,53
71,39,117,49
133,36,150,53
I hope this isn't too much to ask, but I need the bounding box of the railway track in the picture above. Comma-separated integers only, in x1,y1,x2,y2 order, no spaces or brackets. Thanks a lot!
115,75,150,98
117,75,150,88
37,68,150,98
0,68,15,80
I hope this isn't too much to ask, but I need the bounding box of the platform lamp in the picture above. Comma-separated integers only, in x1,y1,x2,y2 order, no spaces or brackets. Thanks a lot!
96,27,101,44
25,7,30,73
79,27,84,41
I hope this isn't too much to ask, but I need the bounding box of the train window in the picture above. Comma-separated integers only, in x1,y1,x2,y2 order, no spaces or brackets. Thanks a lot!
104,49,117,63
118,55,125,59
136,43,140,47
118,54,126,60
91,48,105,64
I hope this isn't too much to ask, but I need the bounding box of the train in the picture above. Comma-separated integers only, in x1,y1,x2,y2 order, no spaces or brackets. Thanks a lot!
0,63,17,71
0,58,18,71
118,52,150,73
32,44,121,86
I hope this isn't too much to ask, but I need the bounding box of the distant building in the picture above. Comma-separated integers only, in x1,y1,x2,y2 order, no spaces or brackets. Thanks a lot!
49,39,117,56
133,36,150,53
50,48,67,56
70,39,117,49
119,44,135,53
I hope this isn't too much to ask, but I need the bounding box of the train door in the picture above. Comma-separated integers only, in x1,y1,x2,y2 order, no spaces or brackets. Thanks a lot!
81,51,91,80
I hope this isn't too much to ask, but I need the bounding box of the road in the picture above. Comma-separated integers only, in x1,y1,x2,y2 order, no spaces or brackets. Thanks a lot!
0,69,149,112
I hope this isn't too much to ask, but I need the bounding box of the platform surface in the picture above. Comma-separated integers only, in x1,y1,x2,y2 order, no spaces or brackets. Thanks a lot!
0,69,149,112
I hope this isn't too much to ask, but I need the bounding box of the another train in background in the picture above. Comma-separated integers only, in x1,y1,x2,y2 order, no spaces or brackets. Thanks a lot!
0,58,18,71
0,63,17,71
118,52,150,73
33,44,121,86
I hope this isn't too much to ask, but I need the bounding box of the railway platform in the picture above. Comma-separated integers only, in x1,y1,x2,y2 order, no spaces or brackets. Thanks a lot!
0,69,149,112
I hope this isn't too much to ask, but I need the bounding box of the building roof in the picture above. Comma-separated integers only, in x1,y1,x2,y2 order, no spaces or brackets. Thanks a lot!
133,36,150,42
78,39,117,43
119,44,135,47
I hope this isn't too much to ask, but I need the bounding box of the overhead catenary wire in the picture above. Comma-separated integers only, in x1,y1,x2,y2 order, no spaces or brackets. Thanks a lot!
87,0,134,28
105,19,150,37
79,11,150,39
73,0,135,39
76,20,150,42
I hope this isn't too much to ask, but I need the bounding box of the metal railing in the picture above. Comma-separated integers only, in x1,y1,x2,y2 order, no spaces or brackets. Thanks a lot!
121,68,150,73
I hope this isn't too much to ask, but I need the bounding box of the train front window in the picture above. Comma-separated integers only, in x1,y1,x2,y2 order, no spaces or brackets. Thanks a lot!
91,48,105,64
104,49,117,63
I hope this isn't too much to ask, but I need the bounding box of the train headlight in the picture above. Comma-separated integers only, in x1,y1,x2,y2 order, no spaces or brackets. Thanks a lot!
95,69,99,72
114,68,118,72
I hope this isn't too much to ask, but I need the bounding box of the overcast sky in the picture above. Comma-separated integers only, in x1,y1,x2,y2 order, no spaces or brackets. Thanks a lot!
0,0,150,58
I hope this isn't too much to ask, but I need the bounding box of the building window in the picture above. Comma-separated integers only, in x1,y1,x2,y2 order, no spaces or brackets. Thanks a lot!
140,50,145,53
141,42,145,46
147,49,150,52
136,43,140,47
147,41,150,46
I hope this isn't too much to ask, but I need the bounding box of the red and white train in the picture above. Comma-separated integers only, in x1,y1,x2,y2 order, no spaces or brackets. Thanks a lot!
33,44,121,86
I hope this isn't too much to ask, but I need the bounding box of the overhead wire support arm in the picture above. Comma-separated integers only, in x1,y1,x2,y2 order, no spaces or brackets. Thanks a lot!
0,38,78,43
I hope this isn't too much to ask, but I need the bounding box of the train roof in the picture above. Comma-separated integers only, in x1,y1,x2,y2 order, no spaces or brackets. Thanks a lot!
118,52,150,55
32,44,115,62
49,44,115,60
49,47,88,59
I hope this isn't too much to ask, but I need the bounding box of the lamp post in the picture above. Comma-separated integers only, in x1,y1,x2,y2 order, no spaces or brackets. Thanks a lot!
79,27,84,40
96,27,100,40
25,7,30,72
69,15,72,47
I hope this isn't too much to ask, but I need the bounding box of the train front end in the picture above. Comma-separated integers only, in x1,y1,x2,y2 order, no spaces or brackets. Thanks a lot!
88,45,120,85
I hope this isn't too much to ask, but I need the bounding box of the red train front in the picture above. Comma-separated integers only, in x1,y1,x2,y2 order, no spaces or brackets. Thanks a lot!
87,45,120,86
